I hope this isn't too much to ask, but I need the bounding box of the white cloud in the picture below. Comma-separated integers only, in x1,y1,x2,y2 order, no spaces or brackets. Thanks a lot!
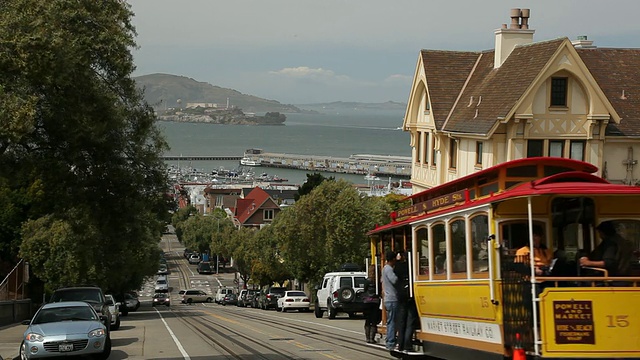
384,74,412,83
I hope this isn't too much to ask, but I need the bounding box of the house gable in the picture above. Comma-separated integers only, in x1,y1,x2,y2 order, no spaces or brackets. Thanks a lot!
502,38,620,138
442,38,566,135
405,50,481,132
235,186,280,226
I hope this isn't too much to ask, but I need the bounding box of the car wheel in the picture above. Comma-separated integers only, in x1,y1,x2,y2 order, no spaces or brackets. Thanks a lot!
187,298,193,304
314,300,323,318
206,297,213,303
134,303,140,311
20,341,27,360
94,336,111,360
327,300,337,319
113,317,121,331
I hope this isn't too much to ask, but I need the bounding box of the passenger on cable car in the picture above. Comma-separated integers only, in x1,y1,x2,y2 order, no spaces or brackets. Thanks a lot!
579,221,633,277
515,226,553,276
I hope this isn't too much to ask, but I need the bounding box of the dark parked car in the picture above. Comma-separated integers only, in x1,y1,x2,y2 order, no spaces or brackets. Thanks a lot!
49,286,113,332
257,286,286,310
197,261,213,274
221,293,238,306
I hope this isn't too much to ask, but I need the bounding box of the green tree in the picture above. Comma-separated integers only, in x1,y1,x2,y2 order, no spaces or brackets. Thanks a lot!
250,226,291,287
180,215,216,254
294,173,334,201
273,179,391,285
1,0,171,293
227,226,257,288
171,205,198,242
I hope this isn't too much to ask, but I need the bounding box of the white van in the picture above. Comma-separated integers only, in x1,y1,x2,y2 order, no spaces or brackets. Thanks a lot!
215,287,234,304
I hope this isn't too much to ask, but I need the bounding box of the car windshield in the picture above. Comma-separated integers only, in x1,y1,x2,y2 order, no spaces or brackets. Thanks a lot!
271,288,286,295
154,294,167,299
157,280,166,285
287,291,306,297
33,306,96,324
50,289,102,303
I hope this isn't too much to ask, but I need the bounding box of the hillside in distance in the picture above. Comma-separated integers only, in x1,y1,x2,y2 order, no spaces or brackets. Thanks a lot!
134,73,304,114
296,101,407,111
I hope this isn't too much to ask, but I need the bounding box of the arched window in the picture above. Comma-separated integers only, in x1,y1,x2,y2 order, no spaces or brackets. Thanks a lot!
471,214,489,274
416,227,429,278
450,219,466,273
431,223,446,277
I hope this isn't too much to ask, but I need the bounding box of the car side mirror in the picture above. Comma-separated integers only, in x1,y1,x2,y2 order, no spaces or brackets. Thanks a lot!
21,319,31,325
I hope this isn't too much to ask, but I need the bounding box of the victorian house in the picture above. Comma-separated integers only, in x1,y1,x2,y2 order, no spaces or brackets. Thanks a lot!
234,187,281,229
404,8,640,192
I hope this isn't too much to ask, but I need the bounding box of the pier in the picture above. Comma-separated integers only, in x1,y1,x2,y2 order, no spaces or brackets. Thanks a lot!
161,155,242,161
161,150,413,178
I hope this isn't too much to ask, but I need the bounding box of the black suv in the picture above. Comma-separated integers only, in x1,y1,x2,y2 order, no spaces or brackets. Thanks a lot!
49,286,113,331
257,286,286,310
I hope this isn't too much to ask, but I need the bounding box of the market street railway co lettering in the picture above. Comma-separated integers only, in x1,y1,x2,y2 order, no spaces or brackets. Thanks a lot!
396,190,466,220
553,300,595,344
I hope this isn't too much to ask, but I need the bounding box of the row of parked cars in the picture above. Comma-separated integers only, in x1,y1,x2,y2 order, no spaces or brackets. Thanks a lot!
20,285,141,359
231,286,311,312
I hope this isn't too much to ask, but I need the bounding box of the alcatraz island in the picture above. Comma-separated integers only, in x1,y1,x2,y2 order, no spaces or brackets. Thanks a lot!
157,104,286,126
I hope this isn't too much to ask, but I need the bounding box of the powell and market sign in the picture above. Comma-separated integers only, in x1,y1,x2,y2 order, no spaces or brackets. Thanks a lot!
395,190,466,221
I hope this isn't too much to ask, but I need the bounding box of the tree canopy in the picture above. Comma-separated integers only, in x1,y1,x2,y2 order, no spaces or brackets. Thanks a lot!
0,0,171,294
274,179,390,284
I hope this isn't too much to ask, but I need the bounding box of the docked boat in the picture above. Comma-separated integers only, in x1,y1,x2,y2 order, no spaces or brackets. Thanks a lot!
240,157,261,166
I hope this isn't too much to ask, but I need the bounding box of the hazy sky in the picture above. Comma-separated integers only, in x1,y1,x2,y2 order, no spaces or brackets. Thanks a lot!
128,0,640,105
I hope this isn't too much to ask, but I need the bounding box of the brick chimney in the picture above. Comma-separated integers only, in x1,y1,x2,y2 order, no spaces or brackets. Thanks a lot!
494,8,535,68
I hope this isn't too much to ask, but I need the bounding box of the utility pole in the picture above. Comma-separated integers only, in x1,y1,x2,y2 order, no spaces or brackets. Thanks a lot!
216,217,220,275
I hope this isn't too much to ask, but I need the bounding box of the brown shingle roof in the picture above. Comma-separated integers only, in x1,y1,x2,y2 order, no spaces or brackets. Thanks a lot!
444,38,565,134
577,48,640,136
421,50,481,129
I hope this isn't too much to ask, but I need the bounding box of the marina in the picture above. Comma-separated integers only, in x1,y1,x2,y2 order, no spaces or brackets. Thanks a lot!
161,149,412,178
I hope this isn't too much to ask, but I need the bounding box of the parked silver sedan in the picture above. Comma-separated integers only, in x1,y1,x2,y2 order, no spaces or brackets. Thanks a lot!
19,301,111,359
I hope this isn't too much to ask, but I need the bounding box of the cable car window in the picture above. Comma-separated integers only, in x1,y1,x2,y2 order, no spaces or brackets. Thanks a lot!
450,219,466,273
472,214,489,273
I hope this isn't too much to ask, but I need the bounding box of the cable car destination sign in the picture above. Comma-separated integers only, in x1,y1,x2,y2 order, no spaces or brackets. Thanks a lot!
396,190,466,221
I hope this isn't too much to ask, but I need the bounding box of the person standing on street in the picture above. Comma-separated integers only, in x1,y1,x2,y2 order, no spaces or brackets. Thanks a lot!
382,250,399,350
394,250,418,352
363,265,381,344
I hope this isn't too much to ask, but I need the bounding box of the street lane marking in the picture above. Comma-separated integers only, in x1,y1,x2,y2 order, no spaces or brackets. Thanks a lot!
155,307,191,359
201,309,349,360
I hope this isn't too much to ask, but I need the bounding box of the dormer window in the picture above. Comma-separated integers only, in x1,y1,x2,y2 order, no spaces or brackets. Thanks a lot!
264,209,274,220
551,77,568,107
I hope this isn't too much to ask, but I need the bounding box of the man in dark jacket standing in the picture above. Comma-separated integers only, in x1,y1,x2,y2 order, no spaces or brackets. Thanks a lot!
394,250,418,352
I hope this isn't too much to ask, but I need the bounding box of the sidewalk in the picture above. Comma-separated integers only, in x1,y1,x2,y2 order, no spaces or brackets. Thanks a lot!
0,323,24,360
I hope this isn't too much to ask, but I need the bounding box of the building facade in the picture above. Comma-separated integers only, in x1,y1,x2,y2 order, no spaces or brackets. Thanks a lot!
404,8,640,192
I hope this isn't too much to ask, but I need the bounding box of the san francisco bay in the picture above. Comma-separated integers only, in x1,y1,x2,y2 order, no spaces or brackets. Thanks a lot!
159,106,410,185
